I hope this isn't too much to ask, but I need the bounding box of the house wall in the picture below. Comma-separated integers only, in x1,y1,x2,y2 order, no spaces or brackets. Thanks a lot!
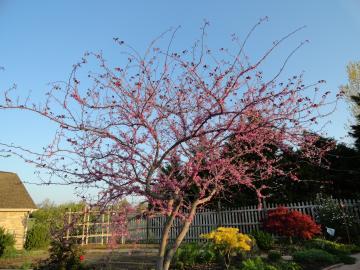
0,211,29,249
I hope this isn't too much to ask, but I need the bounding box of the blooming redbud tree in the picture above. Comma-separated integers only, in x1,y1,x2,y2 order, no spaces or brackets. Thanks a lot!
0,21,338,270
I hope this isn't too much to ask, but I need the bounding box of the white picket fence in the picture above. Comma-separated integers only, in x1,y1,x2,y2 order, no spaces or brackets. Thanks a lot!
132,199,360,243
66,199,360,245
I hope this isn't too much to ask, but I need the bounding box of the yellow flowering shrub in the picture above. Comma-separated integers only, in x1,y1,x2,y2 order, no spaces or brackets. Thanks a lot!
202,227,252,269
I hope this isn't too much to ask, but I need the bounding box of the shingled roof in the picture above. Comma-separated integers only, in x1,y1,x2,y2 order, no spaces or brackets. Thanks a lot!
0,172,36,209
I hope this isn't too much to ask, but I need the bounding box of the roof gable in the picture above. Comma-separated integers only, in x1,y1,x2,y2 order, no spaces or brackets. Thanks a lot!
0,172,36,209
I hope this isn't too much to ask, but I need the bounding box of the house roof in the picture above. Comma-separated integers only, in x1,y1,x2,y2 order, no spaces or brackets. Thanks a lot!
0,172,37,210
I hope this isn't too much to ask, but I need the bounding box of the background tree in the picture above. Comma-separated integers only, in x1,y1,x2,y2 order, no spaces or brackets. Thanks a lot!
298,140,360,199
0,22,337,270
25,200,85,250
349,95,360,150
343,61,360,150
274,137,360,201
213,136,360,207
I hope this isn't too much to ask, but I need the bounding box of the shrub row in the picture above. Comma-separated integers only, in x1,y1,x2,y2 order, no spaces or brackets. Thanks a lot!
0,226,15,257
293,248,356,266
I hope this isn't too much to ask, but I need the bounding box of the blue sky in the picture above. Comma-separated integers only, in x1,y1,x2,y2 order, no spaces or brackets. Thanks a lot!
0,0,359,204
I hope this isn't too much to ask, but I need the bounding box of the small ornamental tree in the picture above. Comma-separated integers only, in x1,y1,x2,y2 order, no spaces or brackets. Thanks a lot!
0,21,338,270
202,227,252,269
263,207,321,242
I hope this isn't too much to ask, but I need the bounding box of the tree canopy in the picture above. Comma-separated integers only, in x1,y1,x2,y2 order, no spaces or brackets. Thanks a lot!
0,22,338,270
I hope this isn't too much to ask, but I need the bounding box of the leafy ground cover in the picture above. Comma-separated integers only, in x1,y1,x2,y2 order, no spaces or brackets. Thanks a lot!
169,234,360,270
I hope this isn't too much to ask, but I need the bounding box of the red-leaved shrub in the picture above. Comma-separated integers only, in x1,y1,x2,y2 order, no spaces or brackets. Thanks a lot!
263,207,321,241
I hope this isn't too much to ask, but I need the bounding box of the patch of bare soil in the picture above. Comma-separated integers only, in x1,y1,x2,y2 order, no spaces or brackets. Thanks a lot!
84,250,158,270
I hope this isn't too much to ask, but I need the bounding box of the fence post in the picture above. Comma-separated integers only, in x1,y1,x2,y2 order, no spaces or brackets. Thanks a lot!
216,201,222,227
66,208,71,240
101,213,104,245
146,214,149,244
106,210,110,244
309,201,315,218
262,198,268,224
85,208,90,245
81,206,87,246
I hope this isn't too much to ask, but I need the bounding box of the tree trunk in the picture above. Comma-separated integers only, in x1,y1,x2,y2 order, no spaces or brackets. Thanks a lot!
156,201,180,270
162,201,199,270
156,190,216,270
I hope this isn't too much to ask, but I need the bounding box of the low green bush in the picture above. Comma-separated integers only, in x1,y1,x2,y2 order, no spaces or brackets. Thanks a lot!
306,238,350,255
241,257,278,270
268,250,281,262
25,223,50,250
0,227,16,257
35,237,85,270
1,246,18,258
314,195,360,244
172,242,217,269
293,248,338,265
336,253,356,265
305,238,360,263
274,261,302,270
20,261,32,270
250,230,274,251
348,244,360,253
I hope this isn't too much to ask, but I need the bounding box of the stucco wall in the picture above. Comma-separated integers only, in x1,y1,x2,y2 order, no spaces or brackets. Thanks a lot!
0,211,29,249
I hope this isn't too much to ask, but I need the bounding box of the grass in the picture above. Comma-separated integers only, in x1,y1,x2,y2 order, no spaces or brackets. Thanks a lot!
0,249,48,269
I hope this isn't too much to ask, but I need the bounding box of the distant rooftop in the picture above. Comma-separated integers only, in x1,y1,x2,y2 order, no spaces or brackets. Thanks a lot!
0,172,36,209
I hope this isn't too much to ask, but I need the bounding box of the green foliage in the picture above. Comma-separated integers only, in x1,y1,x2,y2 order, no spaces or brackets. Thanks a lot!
241,257,278,270
315,195,352,228
304,238,357,265
20,261,32,270
250,230,274,251
0,226,15,257
268,250,281,262
172,242,217,269
294,240,357,266
293,248,338,265
348,244,360,253
25,223,50,250
350,94,360,151
35,237,85,270
27,200,84,253
344,62,360,151
31,200,84,230
274,261,302,270
314,195,360,244
305,238,352,256
337,253,356,265
297,140,360,200
1,246,18,258
211,135,360,207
